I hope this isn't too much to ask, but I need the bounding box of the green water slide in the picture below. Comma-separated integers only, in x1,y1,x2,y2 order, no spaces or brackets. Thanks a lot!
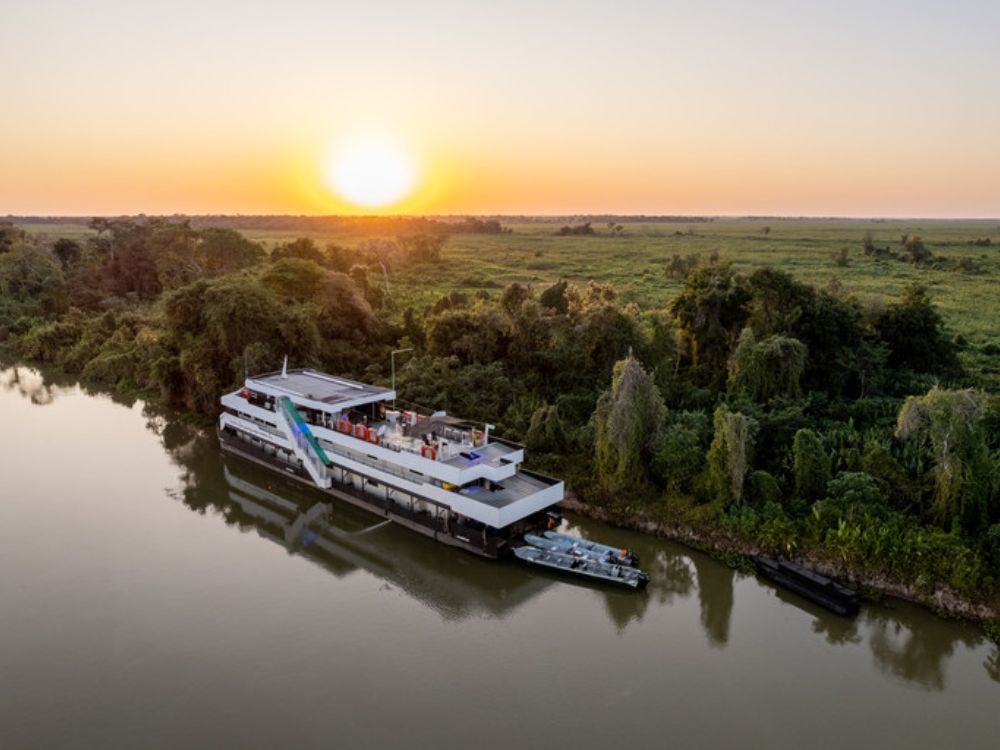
277,396,332,467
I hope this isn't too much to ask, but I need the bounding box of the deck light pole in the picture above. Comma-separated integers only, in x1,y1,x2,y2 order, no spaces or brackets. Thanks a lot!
390,348,413,409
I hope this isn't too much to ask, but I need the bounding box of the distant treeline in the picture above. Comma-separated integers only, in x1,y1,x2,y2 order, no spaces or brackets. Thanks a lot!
8,215,510,235
7,214,719,229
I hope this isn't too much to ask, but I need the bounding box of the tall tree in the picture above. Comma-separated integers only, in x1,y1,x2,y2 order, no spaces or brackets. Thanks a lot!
705,404,757,506
670,263,750,380
876,284,960,376
896,388,996,534
593,354,667,491
728,328,807,402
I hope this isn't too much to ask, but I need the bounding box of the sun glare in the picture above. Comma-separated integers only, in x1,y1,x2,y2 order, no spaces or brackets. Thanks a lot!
326,135,417,209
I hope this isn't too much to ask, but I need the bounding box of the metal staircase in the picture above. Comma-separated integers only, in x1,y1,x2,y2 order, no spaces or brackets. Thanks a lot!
275,396,332,488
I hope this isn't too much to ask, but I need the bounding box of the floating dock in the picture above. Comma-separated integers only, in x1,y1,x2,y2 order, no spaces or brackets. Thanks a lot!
755,556,859,616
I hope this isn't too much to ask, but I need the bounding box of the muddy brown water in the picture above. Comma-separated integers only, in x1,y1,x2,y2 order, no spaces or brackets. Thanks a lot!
1,366,997,749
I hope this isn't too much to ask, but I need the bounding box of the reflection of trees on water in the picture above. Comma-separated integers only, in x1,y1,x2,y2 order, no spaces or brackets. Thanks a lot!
1,363,141,408
566,515,734,646
690,554,734,648
602,588,649,632
985,648,1000,683
811,609,861,646
768,587,863,646
866,606,983,691
0,365,67,405
602,547,697,633
649,550,696,605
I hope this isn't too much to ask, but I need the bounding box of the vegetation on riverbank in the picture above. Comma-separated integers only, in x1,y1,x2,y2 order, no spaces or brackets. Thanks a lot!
3,216,999,619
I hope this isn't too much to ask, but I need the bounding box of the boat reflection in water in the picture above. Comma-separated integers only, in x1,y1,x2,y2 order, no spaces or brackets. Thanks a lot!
219,454,1000,689
221,457,555,621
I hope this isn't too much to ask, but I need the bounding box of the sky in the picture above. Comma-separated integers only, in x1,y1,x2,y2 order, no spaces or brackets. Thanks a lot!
2,0,999,217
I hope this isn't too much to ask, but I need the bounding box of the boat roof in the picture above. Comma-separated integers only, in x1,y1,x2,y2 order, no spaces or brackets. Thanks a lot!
248,369,393,410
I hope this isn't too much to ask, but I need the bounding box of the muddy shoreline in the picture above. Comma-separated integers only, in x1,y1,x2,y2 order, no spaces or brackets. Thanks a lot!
560,497,1000,625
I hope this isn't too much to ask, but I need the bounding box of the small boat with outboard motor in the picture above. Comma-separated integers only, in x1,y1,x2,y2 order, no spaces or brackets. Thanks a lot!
513,545,649,590
754,555,859,616
541,530,640,567
524,533,639,568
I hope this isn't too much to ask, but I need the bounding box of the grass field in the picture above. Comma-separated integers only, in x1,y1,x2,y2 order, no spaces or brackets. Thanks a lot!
18,217,1000,386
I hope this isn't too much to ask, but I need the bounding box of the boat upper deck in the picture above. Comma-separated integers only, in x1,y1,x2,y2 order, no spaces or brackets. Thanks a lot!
248,369,394,411
454,470,555,508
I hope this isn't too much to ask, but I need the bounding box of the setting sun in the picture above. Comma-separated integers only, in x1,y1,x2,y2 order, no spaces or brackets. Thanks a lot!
325,135,417,209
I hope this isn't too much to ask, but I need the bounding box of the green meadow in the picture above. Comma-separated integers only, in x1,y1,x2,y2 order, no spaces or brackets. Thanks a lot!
254,218,999,388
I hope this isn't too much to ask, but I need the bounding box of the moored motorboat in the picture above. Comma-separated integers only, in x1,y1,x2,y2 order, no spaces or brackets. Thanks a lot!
755,556,859,616
514,545,649,590
542,530,640,567
523,533,631,567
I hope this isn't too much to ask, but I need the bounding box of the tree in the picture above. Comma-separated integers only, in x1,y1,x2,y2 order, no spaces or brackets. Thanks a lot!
555,223,595,236
826,472,882,507
425,305,508,365
745,268,811,336
875,284,960,376
539,279,569,313
746,268,874,397
901,235,933,265
593,354,667,491
198,228,264,275
526,404,567,453
52,238,82,268
349,264,383,309
896,388,995,534
397,234,447,263
793,429,831,501
0,244,64,315
260,257,329,301
0,221,26,254
728,328,807,402
651,410,708,493
670,263,750,378
500,282,532,318
862,231,876,256
148,220,201,289
664,253,700,280
705,404,757,506
270,238,326,265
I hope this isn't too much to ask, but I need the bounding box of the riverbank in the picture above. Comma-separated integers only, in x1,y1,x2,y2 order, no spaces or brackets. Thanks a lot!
5,354,998,635
560,496,1000,628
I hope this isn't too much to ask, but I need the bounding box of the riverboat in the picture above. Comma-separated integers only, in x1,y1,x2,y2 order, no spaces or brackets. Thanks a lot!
218,364,564,558
513,545,649,589
754,556,859,616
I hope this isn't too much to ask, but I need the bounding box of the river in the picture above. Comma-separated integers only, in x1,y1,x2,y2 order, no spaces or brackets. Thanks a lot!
0,365,997,749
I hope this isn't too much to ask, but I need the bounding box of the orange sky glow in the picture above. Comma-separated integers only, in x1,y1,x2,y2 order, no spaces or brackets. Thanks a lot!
3,1,999,217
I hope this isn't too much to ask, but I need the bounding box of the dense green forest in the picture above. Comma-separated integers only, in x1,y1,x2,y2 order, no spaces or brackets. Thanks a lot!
2,217,999,611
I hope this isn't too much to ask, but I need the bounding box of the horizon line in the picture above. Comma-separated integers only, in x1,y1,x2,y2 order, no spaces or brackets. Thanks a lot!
8,213,1000,222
